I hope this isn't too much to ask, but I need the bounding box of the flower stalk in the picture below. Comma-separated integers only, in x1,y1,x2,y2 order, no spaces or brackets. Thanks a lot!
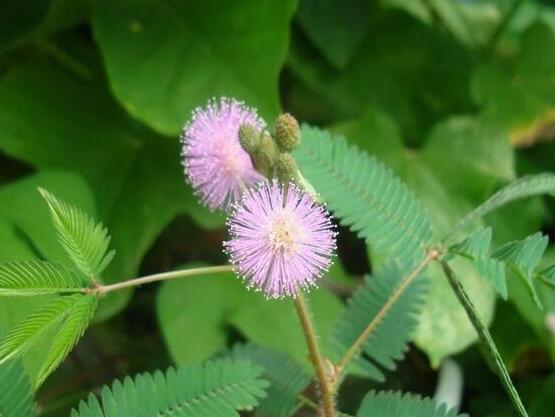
294,292,335,417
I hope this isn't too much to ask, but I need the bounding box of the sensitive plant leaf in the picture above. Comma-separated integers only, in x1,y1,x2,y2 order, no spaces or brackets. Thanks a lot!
356,391,466,417
0,294,85,366
493,233,549,307
333,261,428,381
71,358,268,417
444,173,555,243
39,188,115,279
449,227,508,299
474,258,507,300
0,360,36,417
295,125,432,261
0,260,85,296
36,295,97,387
450,227,492,259
538,263,555,288
232,344,311,417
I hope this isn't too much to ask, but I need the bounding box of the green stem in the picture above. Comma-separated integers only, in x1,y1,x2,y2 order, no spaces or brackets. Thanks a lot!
440,260,529,417
294,293,335,417
90,265,233,295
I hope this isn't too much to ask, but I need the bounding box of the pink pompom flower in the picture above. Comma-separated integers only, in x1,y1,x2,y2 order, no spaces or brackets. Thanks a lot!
181,97,265,211
224,181,336,298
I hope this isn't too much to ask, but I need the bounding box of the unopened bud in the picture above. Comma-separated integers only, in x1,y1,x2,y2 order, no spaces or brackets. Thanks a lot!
274,113,301,152
254,132,278,175
238,124,260,154
276,153,300,184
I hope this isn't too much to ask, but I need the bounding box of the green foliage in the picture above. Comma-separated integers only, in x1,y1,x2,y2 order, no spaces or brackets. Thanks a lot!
36,294,96,386
295,125,432,260
445,173,555,243
0,360,36,417
0,260,84,296
357,391,467,417
39,188,114,279
157,264,342,366
0,294,97,386
450,227,508,299
333,261,428,380
493,232,549,307
232,344,311,417
71,358,268,417
92,0,296,135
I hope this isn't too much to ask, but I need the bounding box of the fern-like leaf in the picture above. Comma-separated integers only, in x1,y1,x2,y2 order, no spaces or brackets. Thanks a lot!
0,260,85,296
39,188,115,278
71,358,269,417
332,261,428,381
0,360,36,417
357,391,467,417
0,294,91,367
36,295,97,387
537,263,555,289
493,233,548,307
295,125,432,260
232,344,311,417
450,228,507,299
445,173,555,243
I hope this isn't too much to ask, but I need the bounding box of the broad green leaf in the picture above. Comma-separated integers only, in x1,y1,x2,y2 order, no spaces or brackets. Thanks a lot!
287,12,472,140
71,359,268,417
39,188,114,279
472,22,555,147
357,391,466,417
0,260,85,296
0,294,84,366
0,359,36,417
333,261,428,381
93,0,296,135
0,58,212,319
232,344,311,417
157,264,342,366
295,125,433,261
36,294,97,386
296,0,368,69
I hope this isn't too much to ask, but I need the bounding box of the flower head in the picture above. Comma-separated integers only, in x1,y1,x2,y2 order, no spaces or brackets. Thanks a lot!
224,181,336,298
181,97,266,211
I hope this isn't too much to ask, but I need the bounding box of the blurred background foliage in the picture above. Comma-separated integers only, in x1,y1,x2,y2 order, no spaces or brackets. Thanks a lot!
0,0,555,416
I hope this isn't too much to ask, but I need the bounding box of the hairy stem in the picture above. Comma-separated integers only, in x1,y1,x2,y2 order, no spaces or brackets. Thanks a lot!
334,248,440,384
294,293,335,417
88,265,233,295
440,260,529,417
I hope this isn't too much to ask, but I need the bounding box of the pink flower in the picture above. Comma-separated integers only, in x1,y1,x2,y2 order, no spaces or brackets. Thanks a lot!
181,98,265,211
224,182,336,298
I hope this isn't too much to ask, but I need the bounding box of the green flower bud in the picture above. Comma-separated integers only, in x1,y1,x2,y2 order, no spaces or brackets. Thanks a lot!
276,153,301,184
238,123,260,154
274,113,301,152
254,132,278,176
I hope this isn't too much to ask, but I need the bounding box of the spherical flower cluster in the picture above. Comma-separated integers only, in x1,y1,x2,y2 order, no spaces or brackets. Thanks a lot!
181,97,265,211
224,181,336,298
